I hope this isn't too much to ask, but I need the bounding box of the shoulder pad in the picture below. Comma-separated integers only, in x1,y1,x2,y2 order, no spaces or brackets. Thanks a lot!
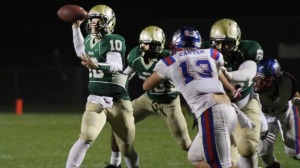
127,46,141,65
239,40,264,62
103,34,125,41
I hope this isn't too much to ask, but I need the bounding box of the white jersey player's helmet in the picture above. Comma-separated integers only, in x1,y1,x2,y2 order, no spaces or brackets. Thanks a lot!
170,26,201,54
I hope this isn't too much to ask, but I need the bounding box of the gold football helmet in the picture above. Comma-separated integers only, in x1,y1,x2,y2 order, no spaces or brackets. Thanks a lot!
139,26,166,53
210,18,241,58
86,4,116,37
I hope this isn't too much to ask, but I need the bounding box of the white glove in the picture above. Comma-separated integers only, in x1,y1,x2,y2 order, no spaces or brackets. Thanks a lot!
221,66,233,80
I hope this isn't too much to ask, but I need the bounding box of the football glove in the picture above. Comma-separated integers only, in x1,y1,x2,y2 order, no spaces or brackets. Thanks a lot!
260,130,276,145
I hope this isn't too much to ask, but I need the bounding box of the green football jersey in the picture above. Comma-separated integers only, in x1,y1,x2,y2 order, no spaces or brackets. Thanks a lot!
225,40,263,69
202,40,264,100
225,40,263,99
202,40,263,65
127,46,180,103
84,34,130,100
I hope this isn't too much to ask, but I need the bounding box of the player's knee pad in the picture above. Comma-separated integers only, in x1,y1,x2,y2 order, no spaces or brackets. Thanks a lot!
79,132,96,144
237,138,257,157
257,139,268,156
79,125,97,144
79,108,104,143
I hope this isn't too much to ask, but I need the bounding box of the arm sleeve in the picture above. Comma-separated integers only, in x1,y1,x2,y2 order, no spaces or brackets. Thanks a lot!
72,27,85,57
97,51,123,72
153,60,168,79
228,60,257,82
123,66,136,80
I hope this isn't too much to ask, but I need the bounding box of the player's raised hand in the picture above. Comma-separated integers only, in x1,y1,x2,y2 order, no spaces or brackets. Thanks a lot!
72,19,85,28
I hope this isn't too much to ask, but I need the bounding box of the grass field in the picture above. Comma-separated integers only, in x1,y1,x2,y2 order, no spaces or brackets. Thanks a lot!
0,111,299,168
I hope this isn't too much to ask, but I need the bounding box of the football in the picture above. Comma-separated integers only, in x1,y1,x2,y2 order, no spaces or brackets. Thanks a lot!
57,4,87,23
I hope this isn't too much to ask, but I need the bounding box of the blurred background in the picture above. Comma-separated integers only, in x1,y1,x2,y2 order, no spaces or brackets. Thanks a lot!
1,0,299,112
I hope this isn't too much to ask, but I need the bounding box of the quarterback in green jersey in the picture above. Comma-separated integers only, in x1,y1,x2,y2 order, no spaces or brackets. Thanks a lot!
65,5,139,168
106,26,192,167
209,18,263,168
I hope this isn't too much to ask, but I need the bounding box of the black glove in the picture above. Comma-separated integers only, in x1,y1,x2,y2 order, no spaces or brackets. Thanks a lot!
260,130,276,145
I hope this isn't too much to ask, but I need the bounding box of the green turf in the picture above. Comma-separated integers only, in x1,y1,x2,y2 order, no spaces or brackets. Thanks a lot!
0,112,299,168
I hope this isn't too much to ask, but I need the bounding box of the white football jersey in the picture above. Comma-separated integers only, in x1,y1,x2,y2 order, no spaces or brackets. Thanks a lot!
154,48,225,118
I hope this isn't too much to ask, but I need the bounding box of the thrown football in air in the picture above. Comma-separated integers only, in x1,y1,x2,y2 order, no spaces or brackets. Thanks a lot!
57,4,87,23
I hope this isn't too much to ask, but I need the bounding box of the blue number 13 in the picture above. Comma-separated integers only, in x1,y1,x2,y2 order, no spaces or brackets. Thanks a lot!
179,60,213,85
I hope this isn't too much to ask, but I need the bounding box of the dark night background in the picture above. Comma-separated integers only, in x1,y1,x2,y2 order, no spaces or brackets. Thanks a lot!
1,0,299,111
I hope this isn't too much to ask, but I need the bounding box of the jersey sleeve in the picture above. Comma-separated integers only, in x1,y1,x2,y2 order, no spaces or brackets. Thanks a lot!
72,27,85,57
126,46,140,68
153,59,170,79
229,60,257,82
240,40,264,62
211,49,224,72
